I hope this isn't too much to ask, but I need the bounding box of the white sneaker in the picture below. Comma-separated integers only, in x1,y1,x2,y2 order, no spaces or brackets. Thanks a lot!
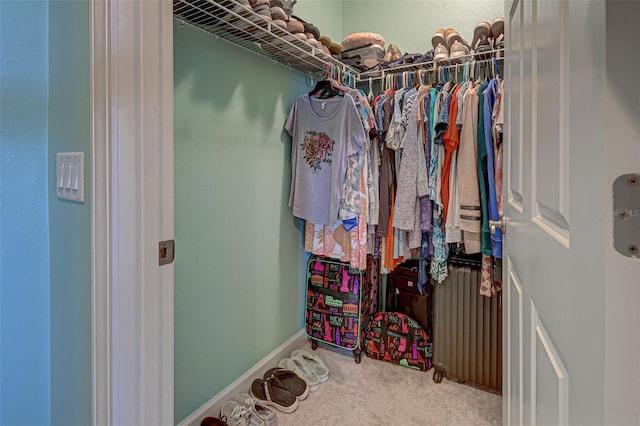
450,40,470,62
235,393,277,426
221,400,262,426
433,43,449,61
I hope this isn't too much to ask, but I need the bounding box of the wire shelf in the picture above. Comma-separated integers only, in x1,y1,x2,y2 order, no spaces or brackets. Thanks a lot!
173,0,362,79
358,48,505,80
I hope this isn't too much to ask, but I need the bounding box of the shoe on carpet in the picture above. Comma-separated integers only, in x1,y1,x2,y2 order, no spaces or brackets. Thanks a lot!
278,357,321,392
250,377,299,414
263,367,309,401
201,417,228,426
234,393,278,426
220,400,263,426
290,349,330,383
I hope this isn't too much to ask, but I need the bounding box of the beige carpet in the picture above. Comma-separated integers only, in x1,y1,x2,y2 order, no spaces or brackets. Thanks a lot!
276,342,502,426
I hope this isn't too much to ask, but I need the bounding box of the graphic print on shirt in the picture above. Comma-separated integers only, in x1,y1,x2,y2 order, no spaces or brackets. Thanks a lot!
302,130,335,171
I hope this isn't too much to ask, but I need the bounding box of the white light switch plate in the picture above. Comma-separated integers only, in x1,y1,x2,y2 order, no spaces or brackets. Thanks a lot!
56,152,85,202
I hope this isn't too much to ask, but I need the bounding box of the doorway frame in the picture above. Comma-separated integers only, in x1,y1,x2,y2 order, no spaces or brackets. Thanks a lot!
91,0,175,424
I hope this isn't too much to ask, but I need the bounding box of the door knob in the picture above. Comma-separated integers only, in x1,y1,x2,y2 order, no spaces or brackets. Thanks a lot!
489,217,507,235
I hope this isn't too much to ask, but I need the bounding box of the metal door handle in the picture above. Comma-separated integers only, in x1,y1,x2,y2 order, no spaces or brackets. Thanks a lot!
489,217,507,235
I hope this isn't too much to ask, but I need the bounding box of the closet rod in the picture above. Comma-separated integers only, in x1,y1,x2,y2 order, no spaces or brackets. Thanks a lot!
356,56,502,84
356,48,504,81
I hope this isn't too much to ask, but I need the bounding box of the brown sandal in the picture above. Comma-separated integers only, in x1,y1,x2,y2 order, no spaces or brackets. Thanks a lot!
250,377,299,414
263,368,309,400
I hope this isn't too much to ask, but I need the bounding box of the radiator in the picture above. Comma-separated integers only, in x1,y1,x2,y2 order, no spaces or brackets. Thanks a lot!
432,263,502,391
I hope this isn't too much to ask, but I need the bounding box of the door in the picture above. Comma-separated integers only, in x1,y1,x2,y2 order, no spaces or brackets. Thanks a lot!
504,0,640,425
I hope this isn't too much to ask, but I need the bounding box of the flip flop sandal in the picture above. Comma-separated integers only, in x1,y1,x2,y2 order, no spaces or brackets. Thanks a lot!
279,357,320,392
263,368,309,401
290,349,330,383
250,378,299,414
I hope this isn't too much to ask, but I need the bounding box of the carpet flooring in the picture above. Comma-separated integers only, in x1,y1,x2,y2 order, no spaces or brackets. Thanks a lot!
276,342,502,426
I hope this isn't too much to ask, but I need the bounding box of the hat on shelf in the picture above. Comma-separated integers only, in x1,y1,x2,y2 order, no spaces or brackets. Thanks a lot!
341,32,386,51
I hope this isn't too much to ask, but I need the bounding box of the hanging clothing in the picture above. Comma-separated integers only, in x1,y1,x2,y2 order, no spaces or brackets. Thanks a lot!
441,84,463,222
483,79,502,259
393,90,425,233
476,81,491,256
457,83,482,254
418,90,433,237
493,79,505,218
286,94,366,225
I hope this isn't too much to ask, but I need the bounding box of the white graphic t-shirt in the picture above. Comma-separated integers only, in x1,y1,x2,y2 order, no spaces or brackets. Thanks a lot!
285,94,366,225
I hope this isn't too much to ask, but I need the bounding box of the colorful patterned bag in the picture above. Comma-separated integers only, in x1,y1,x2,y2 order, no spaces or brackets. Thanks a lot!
365,311,433,371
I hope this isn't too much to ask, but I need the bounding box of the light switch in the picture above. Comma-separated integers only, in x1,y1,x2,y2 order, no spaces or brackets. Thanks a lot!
56,152,85,202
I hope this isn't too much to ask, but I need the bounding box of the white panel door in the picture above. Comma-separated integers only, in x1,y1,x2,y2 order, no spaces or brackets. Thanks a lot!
504,0,640,425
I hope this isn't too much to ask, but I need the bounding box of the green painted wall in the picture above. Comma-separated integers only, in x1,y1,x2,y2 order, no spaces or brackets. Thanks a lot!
174,2,506,422
342,0,504,54
294,0,343,43
173,22,311,423
47,0,92,425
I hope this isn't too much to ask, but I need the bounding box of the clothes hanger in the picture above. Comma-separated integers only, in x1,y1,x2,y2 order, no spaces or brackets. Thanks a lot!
493,56,503,80
309,79,344,98
463,61,468,83
309,64,345,98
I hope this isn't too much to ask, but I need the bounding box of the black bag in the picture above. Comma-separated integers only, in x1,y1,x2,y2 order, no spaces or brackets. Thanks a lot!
386,261,431,335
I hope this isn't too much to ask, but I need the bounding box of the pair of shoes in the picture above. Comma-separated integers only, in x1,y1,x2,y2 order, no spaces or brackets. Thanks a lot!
220,397,266,426
472,17,504,56
450,40,470,62
431,28,471,61
279,349,329,393
250,368,308,414
201,417,228,426
235,393,278,426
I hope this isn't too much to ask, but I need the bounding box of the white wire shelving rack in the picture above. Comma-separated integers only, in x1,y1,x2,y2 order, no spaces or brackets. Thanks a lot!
173,1,505,86
358,49,505,80
173,0,362,79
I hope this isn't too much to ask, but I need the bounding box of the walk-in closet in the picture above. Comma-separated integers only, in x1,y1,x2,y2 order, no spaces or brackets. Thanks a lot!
3,0,639,425
170,1,640,425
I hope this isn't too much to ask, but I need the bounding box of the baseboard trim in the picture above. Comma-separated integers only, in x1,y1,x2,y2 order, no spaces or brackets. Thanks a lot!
178,329,308,426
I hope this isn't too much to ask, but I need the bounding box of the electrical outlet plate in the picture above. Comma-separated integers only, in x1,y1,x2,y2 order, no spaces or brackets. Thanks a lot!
56,152,85,202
